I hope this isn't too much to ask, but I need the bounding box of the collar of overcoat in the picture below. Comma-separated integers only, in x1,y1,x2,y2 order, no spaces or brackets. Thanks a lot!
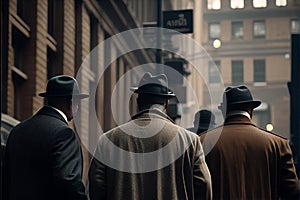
224,115,256,128
131,108,175,124
36,106,69,125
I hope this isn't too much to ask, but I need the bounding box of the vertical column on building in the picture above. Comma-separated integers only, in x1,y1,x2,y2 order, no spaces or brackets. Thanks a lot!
63,0,75,76
33,0,48,113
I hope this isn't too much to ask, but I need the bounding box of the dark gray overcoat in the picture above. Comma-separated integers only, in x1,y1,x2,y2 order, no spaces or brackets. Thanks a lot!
3,106,87,200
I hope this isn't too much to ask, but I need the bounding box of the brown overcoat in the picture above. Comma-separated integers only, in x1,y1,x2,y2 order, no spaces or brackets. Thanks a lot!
89,109,212,200
200,115,299,200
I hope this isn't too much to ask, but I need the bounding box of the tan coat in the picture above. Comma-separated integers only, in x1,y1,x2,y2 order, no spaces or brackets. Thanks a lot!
201,115,299,200
89,109,212,200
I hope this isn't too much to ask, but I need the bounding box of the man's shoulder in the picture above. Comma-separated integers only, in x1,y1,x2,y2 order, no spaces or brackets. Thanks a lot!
256,126,288,140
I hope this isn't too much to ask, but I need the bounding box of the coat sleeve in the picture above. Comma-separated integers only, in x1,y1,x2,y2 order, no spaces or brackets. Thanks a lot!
88,157,107,200
279,139,299,200
193,136,212,200
50,127,87,200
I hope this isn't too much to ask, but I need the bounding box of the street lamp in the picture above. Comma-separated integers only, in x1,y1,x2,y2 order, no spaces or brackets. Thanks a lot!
213,39,222,49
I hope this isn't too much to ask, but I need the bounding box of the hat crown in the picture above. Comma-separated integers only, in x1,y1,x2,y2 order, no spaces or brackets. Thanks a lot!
138,72,168,88
46,75,79,95
39,75,88,98
220,85,261,109
131,72,175,98
225,85,253,105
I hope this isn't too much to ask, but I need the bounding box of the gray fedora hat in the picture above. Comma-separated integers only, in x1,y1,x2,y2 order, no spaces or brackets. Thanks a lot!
39,75,89,99
130,72,175,98
218,85,261,110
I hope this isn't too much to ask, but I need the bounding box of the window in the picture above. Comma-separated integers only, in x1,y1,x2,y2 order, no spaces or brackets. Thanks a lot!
276,0,287,6
232,60,244,84
207,0,221,10
291,19,300,34
209,23,220,39
231,0,244,9
254,60,266,82
253,21,265,38
208,60,221,83
253,0,267,8
232,22,243,39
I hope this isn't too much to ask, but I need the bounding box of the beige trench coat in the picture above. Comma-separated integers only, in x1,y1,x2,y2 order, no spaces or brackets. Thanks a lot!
201,115,299,200
89,109,212,200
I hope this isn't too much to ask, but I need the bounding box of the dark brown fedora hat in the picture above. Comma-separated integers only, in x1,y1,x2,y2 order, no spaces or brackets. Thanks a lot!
130,72,175,99
39,75,89,99
218,85,261,110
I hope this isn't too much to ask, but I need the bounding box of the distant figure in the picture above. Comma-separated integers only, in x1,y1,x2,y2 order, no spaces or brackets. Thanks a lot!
201,85,299,199
89,72,212,200
188,109,216,135
3,75,88,200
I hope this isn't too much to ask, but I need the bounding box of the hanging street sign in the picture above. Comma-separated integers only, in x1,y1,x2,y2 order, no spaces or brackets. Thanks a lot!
163,9,193,34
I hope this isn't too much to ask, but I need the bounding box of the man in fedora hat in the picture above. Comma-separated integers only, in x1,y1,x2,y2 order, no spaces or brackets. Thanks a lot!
200,85,299,199
89,72,212,200
3,75,88,200
188,109,217,136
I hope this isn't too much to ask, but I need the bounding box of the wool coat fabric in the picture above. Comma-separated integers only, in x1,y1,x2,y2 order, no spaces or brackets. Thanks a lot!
200,115,300,200
3,106,87,200
89,108,212,200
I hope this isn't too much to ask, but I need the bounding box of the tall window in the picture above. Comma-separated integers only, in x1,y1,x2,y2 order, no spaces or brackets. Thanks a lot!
232,21,243,39
276,0,287,6
253,0,267,8
291,19,300,34
253,21,266,38
208,60,221,83
231,0,244,9
232,60,244,84
254,60,266,82
209,23,220,39
207,0,221,10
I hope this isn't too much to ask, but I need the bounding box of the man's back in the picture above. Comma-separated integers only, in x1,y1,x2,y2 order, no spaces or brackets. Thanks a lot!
3,106,86,200
201,116,299,199
89,109,212,200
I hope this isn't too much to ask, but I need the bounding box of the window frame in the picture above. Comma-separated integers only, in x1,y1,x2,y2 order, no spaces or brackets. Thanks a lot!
231,60,244,84
230,0,244,9
232,21,244,39
253,20,266,39
208,60,221,84
253,59,266,83
207,0,221,10
209,22,221,39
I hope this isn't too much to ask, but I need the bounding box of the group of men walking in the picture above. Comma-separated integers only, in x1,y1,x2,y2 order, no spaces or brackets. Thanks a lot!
2,73,299,199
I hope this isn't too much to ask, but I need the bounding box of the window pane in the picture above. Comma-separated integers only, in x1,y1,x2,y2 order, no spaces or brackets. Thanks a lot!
253,0,267,8
209,60,221,83
232,21,243,39
254,60,266,82
207,0,221,10
232,60,244,84
209,23,220,39
231,0,244,9
291,19,300,34
253,21,265,38
276,0,287,6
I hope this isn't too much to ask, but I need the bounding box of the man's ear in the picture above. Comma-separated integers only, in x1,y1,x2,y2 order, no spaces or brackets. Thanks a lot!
164,100,169,110
248,109,253,119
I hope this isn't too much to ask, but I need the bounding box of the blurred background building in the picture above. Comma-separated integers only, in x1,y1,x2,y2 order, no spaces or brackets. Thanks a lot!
201,0,300,139
1,0,299,183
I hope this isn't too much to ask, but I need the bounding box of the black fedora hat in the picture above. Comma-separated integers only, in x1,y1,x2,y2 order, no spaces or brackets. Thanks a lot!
130,72,175,98
219,85,261,110
39,75,89,99
194,109,216,130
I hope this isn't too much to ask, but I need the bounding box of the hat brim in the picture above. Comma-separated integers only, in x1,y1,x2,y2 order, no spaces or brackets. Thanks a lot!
130,87,175,98
218,100,261,110
39,92,89,99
